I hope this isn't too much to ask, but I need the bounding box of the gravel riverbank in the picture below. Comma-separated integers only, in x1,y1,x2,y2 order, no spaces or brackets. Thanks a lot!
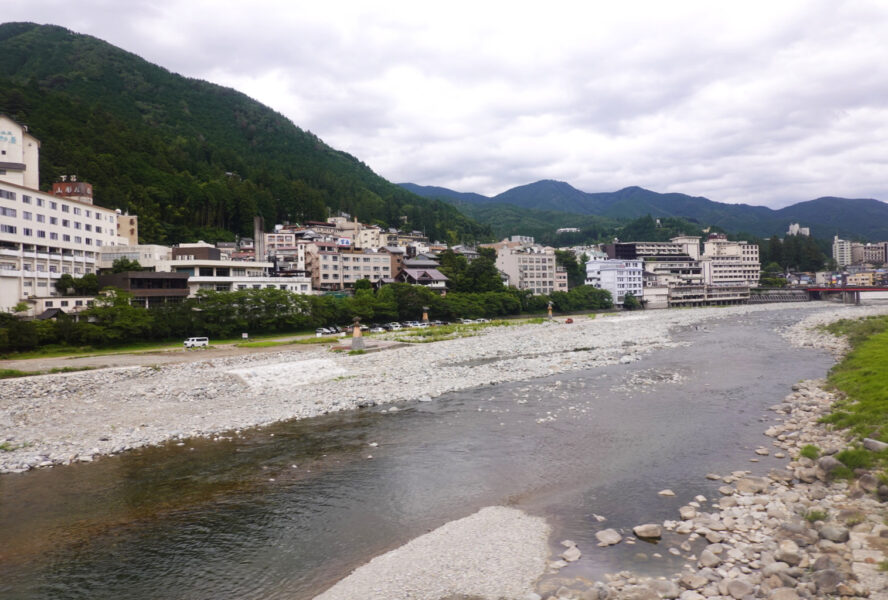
1,302,886,475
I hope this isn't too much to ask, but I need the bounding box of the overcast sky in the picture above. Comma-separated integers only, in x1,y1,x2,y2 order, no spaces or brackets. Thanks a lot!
7,1,888,207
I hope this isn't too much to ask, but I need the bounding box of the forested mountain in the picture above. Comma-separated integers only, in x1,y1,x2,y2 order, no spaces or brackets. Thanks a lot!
401,179,888,242
0,22,491,244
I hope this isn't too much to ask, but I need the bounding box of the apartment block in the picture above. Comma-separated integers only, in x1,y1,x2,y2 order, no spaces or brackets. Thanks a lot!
700,234,760,286
585,258,643,305
340,249,392,286
493,243,559,295
833,236,853,268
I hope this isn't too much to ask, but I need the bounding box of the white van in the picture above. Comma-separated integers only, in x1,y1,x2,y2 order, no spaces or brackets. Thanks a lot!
184,337,209,348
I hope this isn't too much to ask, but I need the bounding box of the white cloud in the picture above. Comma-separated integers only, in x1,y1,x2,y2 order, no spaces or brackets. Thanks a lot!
5,0,888,207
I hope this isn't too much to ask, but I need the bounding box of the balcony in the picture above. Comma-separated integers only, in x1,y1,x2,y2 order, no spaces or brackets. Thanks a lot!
0,248,21,257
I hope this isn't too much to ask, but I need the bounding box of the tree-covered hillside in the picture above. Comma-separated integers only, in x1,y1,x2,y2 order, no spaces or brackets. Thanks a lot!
0,22,491,244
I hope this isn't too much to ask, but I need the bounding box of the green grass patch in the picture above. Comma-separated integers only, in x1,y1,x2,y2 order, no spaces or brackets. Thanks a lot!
235,341,286,348
822,326,888,441
823,315,888,347
0,441,15,451
289,335,342,345
836,448,875,470
799,444,820,460
47,366,94,374
348,349,366,356
804,509,828,523
0,368,32,379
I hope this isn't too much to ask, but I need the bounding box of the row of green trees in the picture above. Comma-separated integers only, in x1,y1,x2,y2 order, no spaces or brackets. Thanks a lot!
0,283,613,354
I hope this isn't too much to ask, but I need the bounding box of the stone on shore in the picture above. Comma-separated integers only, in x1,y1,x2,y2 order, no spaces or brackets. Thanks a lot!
560,545,581,562
632,524,662,539
862,437,888,452
595,528,622,546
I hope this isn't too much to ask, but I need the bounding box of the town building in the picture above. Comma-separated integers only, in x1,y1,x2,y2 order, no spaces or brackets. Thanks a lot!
585,258,643,305
491,242,559,295
833,236,853,268
699,234,760,286
340,248,392,286
786,223,810,237
863,243,887,265
847,271,876,287
0,114,130,311
96,271,190,307
100,243,312,297
305,240,342,291
160,243,311,295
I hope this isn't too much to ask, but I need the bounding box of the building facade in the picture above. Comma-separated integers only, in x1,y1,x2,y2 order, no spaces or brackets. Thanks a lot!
585,258,643,305
833,236,853,268
494,245,559,295
0,115,128,311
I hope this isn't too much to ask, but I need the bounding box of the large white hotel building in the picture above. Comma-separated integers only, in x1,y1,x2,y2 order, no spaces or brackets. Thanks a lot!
0,114,134,311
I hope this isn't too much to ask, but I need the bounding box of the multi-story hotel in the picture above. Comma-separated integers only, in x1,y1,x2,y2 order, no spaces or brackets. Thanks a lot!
0,114,131,311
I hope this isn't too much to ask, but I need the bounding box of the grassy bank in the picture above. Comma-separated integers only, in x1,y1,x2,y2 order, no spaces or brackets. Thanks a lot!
820,315,888,474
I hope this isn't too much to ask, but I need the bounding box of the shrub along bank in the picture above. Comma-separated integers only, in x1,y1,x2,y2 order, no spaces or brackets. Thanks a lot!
0,283,612,355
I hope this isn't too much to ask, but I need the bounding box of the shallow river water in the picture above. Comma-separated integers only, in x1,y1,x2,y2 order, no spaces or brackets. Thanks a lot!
0,308,834,599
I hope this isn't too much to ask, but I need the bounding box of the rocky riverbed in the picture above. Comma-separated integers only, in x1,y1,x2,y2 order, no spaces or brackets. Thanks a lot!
522,305,888,600
1,302,887,475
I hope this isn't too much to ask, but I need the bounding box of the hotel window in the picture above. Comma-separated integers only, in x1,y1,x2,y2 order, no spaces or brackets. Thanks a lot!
23,211,32,220
0,207,16,217
50,232,58,240
37,230,46,238
22,195,31,204
23,228,32,236
0,224,16,233
63,234,70,242
62,205,70,213
74,222,81,230
63,219,71,227
50,201,57,210
0,189,14,200
73,207,81,215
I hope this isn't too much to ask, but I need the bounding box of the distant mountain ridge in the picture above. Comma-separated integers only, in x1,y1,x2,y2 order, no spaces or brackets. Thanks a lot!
400,180,888,241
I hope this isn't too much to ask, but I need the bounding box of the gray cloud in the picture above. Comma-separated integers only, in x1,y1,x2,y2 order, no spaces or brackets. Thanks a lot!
6,0,888,207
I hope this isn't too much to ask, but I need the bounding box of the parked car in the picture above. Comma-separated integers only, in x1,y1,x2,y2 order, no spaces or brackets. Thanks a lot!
475,318,490,323
315,327,332,336
387,322,402,330
184,337,209,348
369,325,386,333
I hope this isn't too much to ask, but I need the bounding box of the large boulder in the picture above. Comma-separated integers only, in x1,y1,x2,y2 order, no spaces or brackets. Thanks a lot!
735,476,769,494
863,437,888,452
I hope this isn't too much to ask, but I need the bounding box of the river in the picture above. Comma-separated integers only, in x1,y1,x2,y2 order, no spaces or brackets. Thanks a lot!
0,307,834,599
